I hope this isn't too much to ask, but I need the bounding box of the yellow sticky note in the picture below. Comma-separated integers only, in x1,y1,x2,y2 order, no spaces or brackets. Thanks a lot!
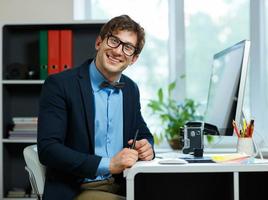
211,153,250,163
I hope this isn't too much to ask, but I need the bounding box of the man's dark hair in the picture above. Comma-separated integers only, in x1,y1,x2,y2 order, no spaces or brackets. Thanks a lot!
99,15,145,55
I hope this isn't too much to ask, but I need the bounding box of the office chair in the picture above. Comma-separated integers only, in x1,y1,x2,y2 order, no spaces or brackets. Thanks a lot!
23,144,46,200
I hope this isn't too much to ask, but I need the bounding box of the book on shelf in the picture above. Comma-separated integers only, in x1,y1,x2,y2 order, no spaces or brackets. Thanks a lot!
12,117,37,127
13,125,37,131
9,130,37,134
9,136,37,140
13,122,37,130
9,117,37,139
9,130,37,139
6,187,37,198
7,188,26,198
12,117,38,123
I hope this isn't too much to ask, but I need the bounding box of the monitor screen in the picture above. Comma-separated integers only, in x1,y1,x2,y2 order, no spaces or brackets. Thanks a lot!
204,40,250,136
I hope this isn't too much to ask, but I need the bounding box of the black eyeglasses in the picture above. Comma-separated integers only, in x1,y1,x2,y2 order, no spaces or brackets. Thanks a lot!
106,34,137,56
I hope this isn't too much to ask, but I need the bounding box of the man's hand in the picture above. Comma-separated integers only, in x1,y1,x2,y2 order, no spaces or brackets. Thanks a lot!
128,139,154,161
109,148,138,174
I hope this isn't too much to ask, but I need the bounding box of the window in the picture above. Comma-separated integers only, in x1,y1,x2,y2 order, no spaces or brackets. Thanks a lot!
184,0,250,114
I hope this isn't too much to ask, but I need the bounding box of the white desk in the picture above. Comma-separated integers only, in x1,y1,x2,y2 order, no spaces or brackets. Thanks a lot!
124,158,268,200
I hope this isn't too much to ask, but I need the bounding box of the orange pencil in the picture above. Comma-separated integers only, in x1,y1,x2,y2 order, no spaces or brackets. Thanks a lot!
232,120,240,138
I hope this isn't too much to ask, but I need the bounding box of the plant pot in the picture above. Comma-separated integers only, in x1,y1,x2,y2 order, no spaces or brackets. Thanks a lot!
168,138,183,150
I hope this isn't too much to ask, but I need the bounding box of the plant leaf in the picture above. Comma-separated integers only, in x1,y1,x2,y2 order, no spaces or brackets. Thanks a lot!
168,81,176,97
158,88,163,103
147,81,201,145
148,100,163,112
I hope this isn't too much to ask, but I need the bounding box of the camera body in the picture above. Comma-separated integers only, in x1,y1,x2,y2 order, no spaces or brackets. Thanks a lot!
182,121,219,154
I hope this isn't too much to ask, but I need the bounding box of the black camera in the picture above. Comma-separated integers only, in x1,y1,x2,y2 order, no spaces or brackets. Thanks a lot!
181,121,219,155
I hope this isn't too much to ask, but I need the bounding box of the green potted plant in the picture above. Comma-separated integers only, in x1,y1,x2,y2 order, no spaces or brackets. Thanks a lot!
147,82,200,149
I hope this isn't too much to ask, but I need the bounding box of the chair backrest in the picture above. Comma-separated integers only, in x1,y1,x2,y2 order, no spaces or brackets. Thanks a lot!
23,144,46,198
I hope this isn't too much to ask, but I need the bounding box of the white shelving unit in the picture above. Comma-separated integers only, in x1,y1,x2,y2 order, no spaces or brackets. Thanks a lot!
2,80,44,85
0,21,105,199
2,139,37,144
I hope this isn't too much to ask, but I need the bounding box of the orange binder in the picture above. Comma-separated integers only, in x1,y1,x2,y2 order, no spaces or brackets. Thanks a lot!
60,30,73,72
48,30,60,75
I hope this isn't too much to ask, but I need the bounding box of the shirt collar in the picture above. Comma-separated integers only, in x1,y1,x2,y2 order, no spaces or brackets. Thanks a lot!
89,60,121,92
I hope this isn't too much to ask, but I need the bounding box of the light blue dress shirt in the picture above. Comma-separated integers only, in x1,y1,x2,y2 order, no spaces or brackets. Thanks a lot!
84,61,123,182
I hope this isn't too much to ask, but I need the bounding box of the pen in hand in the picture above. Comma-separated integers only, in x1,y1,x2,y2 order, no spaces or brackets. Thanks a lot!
131,129,139,149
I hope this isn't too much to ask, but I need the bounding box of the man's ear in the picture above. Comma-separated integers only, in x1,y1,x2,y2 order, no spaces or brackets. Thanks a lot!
130,54,139,65
95,36,103,50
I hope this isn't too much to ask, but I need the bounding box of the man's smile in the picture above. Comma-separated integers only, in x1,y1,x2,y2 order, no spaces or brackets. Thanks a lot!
106,52,123,64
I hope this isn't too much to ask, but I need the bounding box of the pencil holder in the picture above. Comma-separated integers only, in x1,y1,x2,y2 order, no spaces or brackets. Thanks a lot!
237,137,254,156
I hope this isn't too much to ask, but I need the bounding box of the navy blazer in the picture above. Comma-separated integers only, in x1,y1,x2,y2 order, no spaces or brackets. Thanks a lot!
37,59,154,200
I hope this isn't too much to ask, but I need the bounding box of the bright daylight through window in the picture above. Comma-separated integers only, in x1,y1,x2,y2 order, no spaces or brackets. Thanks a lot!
184,0,249,114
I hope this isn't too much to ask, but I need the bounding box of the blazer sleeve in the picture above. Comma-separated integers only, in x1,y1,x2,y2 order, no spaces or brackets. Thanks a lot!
37,75,101,179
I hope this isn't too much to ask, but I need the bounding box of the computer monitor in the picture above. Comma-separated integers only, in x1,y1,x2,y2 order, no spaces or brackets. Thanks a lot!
204,40,250,136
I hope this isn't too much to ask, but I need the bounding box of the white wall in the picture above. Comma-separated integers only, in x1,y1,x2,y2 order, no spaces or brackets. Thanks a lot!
0,0,73,21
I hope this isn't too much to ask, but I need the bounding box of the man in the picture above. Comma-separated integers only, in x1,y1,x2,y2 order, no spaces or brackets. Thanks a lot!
37,15,154,200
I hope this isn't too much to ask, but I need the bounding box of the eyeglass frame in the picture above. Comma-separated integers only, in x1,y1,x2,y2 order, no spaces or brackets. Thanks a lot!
106,33,137,56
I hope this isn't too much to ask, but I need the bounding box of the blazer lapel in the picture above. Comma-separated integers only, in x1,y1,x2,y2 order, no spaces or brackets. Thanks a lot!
77,61,95,152
121,77,131,147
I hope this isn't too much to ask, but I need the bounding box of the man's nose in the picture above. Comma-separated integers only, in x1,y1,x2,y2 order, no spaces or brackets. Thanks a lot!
113,43,124,55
